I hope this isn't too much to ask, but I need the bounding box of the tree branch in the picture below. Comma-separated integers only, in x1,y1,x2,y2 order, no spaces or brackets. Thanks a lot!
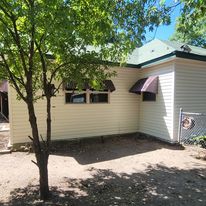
53,81,64,95
35,41,47,93
2,37,26,86
49,63,69,84
0,2,15,19
33,4,61,49
11,19,28,74
0,53,27,102
28,135,34,141
28,1,35,73
31,160,38,167
0,17,16,39
0,6,28,75
40,134,46,146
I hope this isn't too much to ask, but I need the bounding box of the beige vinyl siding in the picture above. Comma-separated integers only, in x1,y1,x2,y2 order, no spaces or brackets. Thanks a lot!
139,62,175,142
9,67,140,144
173,59,206,140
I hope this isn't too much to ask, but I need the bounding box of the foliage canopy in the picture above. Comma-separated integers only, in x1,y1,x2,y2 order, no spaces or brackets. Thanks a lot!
0,0,171,97
170,0,206,48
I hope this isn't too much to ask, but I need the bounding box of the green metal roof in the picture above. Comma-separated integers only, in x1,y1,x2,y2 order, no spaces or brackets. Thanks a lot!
127,39,206,67
160,40,206,56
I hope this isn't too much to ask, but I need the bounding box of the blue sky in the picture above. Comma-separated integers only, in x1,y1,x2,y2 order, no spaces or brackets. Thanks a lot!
145,1,182,42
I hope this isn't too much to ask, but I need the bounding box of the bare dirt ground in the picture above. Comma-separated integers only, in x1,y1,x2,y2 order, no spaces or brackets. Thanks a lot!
0,135,206,206
0,131,9,151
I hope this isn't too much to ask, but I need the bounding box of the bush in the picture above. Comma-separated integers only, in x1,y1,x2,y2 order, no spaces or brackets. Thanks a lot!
193,136,206,148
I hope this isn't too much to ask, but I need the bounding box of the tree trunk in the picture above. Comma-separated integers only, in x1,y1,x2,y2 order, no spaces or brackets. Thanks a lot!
46,96,51,148
27,100,50,200
37,151,50,200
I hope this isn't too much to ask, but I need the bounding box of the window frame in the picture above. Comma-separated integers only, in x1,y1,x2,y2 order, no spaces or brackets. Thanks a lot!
65,89,110,104
89,90,110,104
65,90,87,104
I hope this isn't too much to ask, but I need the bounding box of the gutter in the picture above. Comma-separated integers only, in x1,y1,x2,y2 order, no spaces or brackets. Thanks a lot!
175,51,206,62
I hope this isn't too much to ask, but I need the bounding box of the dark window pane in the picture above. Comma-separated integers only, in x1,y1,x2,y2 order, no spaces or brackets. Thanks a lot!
142,92,156,101
90,93,108,103
65,93,86,103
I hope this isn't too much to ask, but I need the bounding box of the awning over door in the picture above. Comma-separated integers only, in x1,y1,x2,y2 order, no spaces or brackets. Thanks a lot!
64,80,115,92
129,76,158,94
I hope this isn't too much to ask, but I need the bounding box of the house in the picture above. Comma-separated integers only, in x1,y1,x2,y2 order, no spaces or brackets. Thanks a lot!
7,39,206,145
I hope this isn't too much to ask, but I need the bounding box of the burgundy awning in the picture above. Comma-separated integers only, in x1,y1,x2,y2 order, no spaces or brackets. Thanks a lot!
0,80,8,93
103,80,115,92
129,76,158,94
64,80,115,92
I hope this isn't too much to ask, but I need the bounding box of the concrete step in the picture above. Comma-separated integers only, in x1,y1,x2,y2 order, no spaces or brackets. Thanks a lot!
0,149,11,154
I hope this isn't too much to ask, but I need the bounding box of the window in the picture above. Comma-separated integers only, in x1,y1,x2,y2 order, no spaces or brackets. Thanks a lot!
90,92,109,103
65,92,86,103
64,80,115,104
142,92,156,101
65,90,109,104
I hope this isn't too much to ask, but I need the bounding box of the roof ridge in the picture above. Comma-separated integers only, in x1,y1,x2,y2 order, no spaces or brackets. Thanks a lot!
160,39,206,51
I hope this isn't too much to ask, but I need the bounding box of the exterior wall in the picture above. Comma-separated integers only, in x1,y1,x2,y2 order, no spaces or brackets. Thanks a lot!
173,59,206,140
9,67,140,144
138,62,175,142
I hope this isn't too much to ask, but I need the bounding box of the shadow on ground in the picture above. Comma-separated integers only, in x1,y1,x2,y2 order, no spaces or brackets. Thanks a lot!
1,165,206,206
51,135,184,165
